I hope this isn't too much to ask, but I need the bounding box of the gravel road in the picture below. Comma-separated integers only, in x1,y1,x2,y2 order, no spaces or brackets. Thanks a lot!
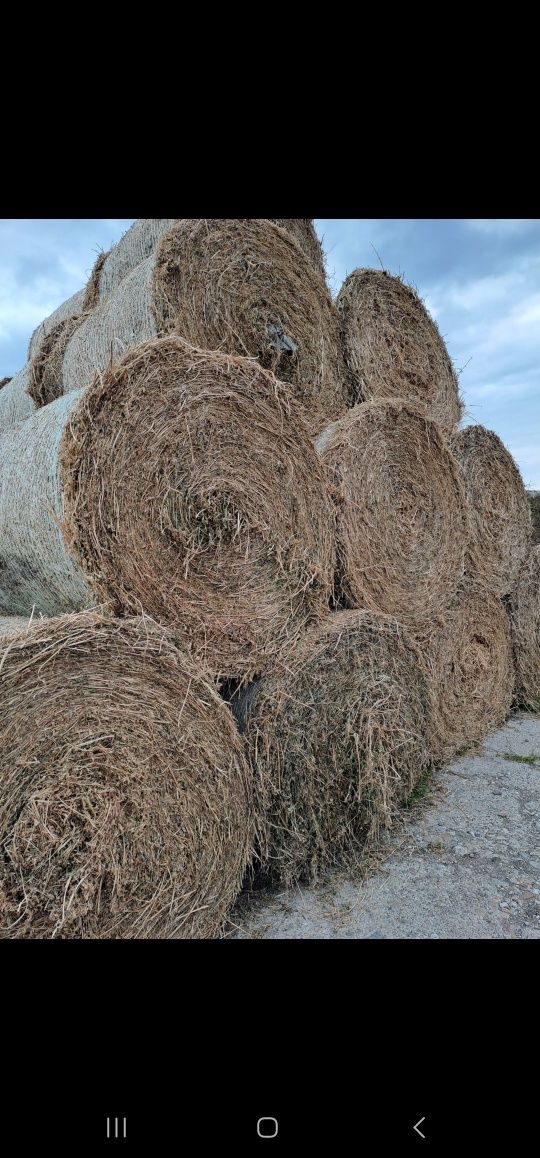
230,713,540,939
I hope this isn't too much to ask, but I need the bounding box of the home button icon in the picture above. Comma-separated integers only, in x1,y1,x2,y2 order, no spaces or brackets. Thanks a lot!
257,1117,279,1138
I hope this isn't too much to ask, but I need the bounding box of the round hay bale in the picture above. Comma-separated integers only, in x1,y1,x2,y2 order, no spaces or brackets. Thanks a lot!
272,219,326,280
60,255,158,399
0,341,335,681
0,365,35,428
151,218,348,435
527,490,540,546
236,608,433,886
0,377,12,391
422,580,514,756
97,218,176,302
29,311,90,407
336,268,462,431
508,546,540,710
316,399,468,629
27,287,85,363
0,390,94,616
82,248,110,310
450,425,532,597
0,610,253,939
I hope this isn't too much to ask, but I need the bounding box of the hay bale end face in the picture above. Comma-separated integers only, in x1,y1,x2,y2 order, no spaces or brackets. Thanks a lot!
422,580,514,756
336,268,462,431
316,399,469,629
0,611,253,939
152,218,348,435
82,248,111,310
60,338,336,681
29,312,89,407
508,546,540,710
237,609,433,886
0,339,335,681
451,425,532,597
0,377,12,391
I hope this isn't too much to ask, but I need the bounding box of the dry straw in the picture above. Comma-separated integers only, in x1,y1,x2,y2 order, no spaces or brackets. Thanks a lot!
273,219,326,280
0,365,35,428
0,377,11,390
0,610,253,939
508,546,540,709
29,312,90,407
0,340,335,681
44,220,348,433
450,425,532,597
421,579,514,756
336,268,462,431
151,218,348,435
27,288,85,362
316,399,469,629
235,608,433,886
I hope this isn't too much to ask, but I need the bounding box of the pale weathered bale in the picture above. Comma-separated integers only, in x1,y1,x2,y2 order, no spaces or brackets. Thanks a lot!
0,610,253,939
421,580,514,757
451,425,532,597
27,288,86,362
97,219,176,301
316,399,469,630
0,390,94,616
336,268,463,431
508,546,540,710
0,341,335,681
0,378,12,391
61,257,157,396
236,609,434,886
0,366,35,428
273,219,326,280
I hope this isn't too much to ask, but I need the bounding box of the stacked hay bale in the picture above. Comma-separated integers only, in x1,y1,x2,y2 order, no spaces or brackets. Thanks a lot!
0,611,253,938
1,224,536,925
30,219,348,436
0,340,335,683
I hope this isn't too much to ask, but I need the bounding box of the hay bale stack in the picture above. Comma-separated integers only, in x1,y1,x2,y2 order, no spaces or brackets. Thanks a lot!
316,399,468,629
28,287,85,362
527,491,540,545
151,218,348,435
422,580,514,756
0,610,253,938
450,426,532,597
0,340,335,681
336,268,462,431
273,219,326,280
0,365,35,428
236,609,433,886
96,218,176,302
508,546,540,709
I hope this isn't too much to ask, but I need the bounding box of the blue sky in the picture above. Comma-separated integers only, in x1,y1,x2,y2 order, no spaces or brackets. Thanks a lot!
1,218,539,486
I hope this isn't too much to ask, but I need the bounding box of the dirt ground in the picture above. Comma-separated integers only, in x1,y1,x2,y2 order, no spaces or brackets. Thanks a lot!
229,712,540,939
